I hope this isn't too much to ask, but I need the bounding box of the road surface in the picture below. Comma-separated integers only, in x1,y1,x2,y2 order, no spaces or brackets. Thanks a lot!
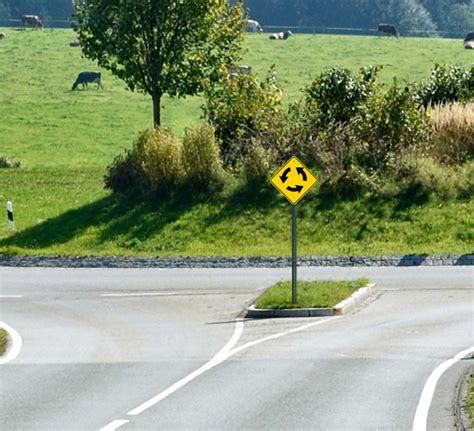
0,266,472,430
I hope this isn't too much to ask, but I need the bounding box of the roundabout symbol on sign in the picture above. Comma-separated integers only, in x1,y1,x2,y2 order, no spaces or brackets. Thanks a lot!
271,156,318,205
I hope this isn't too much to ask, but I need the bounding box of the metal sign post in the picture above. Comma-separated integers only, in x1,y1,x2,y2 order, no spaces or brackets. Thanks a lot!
292,204,297,304
270,156,318,306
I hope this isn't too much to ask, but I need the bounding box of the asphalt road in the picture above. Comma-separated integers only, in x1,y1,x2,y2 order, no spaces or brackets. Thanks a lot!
0,266,472,430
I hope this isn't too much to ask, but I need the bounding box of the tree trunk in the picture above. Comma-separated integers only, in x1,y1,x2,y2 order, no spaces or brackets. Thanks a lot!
152,92,161,128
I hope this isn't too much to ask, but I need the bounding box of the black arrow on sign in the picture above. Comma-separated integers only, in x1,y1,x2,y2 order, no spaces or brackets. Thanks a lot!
280,167,291,183
296,167,307,182
287,185,303,193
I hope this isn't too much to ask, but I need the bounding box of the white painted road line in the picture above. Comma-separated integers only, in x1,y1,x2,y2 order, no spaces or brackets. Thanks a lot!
226,317,341,358
127,320,245,416
128,316,339,417
99,419,129,431
100,292,180,298
0,295,24,299
0,321,23,365
412,345,474,431
99,317,340,429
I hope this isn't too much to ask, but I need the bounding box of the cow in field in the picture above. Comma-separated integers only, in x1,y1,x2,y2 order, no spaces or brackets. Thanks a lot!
378,23,398,37
69,39,80,47
21,15,43,30
245,19,263,33
72,72,102,90
228,65,252,79
269,30,293,40
0,32,6,41
464,32,474,49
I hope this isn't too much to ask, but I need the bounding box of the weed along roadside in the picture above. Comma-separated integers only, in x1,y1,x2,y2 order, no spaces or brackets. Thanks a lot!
246,279,374,318
0,328,8,357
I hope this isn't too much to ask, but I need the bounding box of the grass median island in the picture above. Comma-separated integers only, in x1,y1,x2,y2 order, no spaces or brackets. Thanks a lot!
254,278,369,309
0,328,8,357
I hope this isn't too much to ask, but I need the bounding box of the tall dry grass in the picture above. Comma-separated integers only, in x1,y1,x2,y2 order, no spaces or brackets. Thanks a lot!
430,102,474,127
428,103,474,165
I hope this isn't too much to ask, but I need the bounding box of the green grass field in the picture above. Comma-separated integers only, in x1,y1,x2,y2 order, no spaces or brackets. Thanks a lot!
0,29,472,257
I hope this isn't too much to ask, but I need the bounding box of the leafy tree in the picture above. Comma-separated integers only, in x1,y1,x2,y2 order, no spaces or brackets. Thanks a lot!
445,1,474,34
74,0,245,127
0,1,10,19
383,0,437,35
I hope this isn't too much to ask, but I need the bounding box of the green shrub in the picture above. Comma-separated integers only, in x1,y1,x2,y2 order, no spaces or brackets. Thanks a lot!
303,65,380,130
458,161,474,200
416,64,474,107
203,66,283,166
182,123,222,191
104,150,142,193
398,157,467,201
105,128,184,196
356,82,429,171
137,128,184,195
240,139,276,186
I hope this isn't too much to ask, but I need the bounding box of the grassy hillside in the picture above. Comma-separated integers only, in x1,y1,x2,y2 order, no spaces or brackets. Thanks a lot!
0,29,472,256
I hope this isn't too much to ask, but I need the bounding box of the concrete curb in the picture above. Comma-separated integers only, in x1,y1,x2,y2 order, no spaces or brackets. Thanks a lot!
246,283,375,318
333,283,376,315
454,369,471,431
0,322,22,365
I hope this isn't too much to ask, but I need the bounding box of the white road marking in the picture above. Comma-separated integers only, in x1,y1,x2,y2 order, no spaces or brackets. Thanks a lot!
127,320,245,415
99,419,129,431
412,345,474,431
0,321,23,365
226,317,340,358
0,295,24,299
128,316,339,416
101,292,180,298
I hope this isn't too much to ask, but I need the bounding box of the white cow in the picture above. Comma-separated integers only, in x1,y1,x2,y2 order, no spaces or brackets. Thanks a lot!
228,65,252,79
245,19,263,33
269,30,293,40
0,32,6,40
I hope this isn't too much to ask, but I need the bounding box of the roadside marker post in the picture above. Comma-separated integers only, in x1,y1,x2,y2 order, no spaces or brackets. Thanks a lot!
6,201,14,230
271,157,318,304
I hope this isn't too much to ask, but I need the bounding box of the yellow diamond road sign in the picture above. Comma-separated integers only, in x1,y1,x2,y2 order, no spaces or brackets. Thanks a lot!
271,156,318,205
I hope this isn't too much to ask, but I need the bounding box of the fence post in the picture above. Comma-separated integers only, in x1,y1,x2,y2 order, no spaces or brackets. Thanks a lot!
7,201,15,230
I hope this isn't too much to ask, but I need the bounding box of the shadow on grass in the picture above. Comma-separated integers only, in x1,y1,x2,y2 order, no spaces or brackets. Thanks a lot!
0,181,284,252
0,191,208,251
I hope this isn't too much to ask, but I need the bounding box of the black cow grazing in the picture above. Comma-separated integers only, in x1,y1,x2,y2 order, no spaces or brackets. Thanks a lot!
21,15,43,30
269,30,293,40
378,23,399,37
72,72,102,90
464,32,474,42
